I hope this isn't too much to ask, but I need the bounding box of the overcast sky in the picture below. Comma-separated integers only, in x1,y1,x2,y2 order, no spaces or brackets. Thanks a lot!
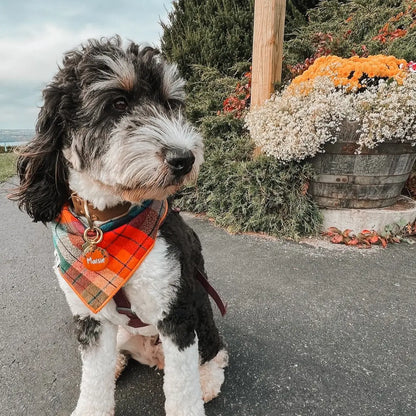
0,0,172,129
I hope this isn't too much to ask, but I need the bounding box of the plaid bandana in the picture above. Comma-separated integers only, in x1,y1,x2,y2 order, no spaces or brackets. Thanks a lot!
52,199,168,313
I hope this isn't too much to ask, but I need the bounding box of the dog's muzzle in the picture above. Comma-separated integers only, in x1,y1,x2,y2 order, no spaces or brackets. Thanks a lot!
165,149,195,177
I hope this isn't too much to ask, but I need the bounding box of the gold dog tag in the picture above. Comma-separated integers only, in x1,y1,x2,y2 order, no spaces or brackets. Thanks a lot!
82,227,109,271
82,245,109,271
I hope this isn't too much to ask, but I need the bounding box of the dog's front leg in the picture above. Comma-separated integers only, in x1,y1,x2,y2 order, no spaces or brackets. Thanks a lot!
72,317,118,416
159,333,205,416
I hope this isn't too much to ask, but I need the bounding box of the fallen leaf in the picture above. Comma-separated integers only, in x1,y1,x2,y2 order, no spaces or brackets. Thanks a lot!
331,234,344,244
368,235,379,244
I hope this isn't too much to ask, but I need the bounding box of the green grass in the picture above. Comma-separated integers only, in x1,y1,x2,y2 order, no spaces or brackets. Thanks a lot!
0,152,17,183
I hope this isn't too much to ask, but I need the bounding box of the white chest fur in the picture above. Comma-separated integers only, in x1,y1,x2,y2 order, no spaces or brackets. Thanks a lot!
123,234,180,326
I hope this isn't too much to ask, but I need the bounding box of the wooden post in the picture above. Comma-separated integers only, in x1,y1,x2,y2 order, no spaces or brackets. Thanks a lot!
251,0,286,109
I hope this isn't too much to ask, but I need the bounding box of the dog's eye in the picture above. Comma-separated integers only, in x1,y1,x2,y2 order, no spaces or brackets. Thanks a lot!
113,98,128,112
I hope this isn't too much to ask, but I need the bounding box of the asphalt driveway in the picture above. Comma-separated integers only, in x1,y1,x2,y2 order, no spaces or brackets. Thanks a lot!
1,179,416,416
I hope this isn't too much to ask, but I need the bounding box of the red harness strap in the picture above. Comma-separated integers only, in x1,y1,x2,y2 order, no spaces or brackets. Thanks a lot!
113,268,227,329
113,288,149,328
195,268,227,317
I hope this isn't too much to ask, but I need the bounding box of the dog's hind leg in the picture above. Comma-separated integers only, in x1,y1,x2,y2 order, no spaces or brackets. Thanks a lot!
199,349,229,403
115,351,129,380
195,291,228,403
72,317,118,416
116,326,165,373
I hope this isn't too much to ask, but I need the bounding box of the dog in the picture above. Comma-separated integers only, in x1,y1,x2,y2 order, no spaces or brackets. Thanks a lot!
12,36,228,416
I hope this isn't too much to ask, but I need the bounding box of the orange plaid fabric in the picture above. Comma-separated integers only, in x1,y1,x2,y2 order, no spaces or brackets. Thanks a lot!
52,200,168,313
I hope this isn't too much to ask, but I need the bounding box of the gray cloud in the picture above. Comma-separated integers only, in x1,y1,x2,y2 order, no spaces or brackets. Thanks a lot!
0,1,169,38
0,81,43,128
0,0,171,128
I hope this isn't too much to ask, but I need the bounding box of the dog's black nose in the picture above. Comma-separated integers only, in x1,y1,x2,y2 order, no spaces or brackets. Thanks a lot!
165,149,195,176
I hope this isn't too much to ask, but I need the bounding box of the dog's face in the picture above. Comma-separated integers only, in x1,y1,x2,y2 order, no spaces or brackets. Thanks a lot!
62,38,203,203
14,37,203,221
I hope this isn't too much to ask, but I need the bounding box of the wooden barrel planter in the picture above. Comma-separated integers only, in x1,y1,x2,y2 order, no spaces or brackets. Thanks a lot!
308,141,416,209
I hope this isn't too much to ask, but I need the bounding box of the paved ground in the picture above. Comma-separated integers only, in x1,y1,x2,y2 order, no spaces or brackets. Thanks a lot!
1,179,416,416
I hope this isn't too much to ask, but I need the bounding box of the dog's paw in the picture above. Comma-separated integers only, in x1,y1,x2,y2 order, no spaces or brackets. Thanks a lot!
199,349,229,403
71,404,115,416
71,411,114,416
115,352,129,380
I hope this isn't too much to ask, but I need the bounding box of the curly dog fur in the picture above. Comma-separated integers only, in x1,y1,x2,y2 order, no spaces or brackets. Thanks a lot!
12,36,227,416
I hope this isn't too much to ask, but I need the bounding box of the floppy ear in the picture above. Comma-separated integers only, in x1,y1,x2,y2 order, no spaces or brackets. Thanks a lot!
11,83,70,223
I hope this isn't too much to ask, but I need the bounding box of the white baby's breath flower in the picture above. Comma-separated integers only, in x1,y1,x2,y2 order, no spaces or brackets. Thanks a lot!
245,73,416,162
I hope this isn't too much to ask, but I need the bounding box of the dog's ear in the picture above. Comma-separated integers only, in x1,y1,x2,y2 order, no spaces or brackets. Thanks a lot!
11,82,71,223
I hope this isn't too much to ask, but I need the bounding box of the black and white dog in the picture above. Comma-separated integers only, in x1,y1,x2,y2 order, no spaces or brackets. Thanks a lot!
13,36,227,416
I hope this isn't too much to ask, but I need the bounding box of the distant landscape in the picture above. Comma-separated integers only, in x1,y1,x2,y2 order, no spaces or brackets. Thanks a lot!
0,129,34,149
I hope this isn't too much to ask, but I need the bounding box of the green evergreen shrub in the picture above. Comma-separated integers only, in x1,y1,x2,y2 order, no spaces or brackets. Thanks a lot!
161,0,255,78
161,0,322,79
175,67,322,238
285,0,321,40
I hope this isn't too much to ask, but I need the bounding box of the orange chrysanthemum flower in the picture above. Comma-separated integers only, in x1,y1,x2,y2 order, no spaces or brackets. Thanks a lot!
290,55,408,93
